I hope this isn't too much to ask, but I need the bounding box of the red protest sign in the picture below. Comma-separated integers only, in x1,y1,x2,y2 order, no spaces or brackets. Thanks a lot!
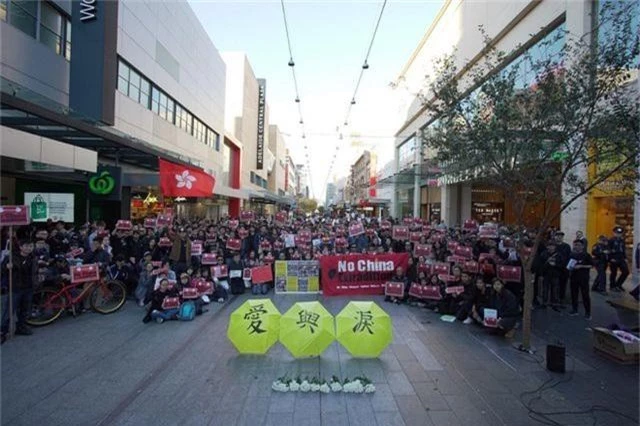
414,244,432,257
0,205,30,226
195,279,213,296
275,211,288,225
115,220,133,230
447,241,458,251
201,253,217,265
71,264,100,283
423,285,443,300
410,232,422,242
409,283,425,299
228,220,239,230
158,237,172,247
403,218,414,226
463,260,479,273
162,297,180,310
392,226,409,240
156,214,172,228
497,265,522,282
380,220,392,230
226,238,242,251
144,218,157,228
191,242,203,256
432,262,450,276
385,282,405,298
251,265,273,284
463,219,479,230
211,265,228,278
260,240,272,251
349,223,365,237
454,245,473,259
66,248,84,258
445,285,465,295
182,287,199,299
240,210,255,222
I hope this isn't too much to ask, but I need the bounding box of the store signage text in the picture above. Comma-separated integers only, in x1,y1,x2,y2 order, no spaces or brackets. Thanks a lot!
80,0,97,22
256,81,266,170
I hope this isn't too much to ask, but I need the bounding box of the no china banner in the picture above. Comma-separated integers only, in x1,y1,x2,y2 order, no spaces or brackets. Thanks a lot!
320,253,409,296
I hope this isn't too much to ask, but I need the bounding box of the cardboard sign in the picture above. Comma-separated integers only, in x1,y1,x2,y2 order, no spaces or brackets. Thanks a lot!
446,255,467,264
211,265,228,278
284,234,296,248
195,280,213,296
162,297,180,310
182,287,199,299
156,214,172,228
463,260,479,274
497,265,522,282
275,211,288,225
445,285,465,295
439,274,459,284
418,263,432,275
478,253,496,263
409,283,425,299
115,220,133,230
414,217,423,226
349,223,365,237
144,218,156,229
158,237,171,248
463,219,479,230
483,308,498,328
228,220,239,230
414,244,432,257
251,265,273,284
201,253,217,265
298,230,312,242
71,264,100,283
335,237,348,248
0,205,30,226
191,242,203,256
243,268,252,280
433,262,450,276
454,245,473,259
226,238,242,251
66,248,84,258
240,210,255,222
380,220,392,230
447,241,458,251
274,240,285,251
392,226,409,241
409,232,423,243
385,281,404,298
260,240,272,251
423,285,443,300
403,218,414,226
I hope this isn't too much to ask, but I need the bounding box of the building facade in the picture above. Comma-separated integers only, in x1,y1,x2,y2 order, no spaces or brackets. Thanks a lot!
392,0,638,259
1,0,240,223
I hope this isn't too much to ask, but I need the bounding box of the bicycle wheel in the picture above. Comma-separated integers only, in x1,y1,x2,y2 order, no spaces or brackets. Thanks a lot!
27,288,66,326
90,280,127,314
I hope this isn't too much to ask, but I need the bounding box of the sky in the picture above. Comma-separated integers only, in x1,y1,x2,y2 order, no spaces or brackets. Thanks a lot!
189,0,444,201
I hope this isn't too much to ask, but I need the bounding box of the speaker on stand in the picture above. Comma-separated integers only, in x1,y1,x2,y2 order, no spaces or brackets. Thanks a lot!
546,342,566,373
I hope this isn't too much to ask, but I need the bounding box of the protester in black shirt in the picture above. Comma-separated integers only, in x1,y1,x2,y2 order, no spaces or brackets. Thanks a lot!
568,240,593,319
1,240,38,338
490,278,519,338
608,226,629,292
591,235,609,293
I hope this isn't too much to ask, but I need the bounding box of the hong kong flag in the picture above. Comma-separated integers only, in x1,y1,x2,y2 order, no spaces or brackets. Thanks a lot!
159,158,215,197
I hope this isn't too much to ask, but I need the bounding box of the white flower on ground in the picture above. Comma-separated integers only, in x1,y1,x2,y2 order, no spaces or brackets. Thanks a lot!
271,381,289,392
319,383,331,394
364,384,376,393
330,381,343,392
310,383,321,392
299,380,311,392
289,380,300,392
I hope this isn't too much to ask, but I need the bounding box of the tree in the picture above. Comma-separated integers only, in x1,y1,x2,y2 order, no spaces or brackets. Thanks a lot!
420,2,639,349
298,198,318,214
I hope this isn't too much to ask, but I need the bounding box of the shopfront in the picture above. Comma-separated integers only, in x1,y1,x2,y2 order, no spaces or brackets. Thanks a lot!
421,185,441,223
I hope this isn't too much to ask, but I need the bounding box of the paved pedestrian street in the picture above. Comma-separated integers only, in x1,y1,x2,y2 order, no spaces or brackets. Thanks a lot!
1,291,638,426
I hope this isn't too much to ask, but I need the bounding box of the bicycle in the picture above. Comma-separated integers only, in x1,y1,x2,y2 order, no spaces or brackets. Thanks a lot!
27,274,127,326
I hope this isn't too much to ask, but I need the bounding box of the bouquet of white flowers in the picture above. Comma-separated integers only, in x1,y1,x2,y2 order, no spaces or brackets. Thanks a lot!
271,376,289,392
299,379,311,393
289,378,300,392
329,376,343,392
319,383,331,394
272,374,375,394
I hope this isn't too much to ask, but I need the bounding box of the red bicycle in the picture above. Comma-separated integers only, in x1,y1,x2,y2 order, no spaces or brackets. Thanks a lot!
27,274,127,326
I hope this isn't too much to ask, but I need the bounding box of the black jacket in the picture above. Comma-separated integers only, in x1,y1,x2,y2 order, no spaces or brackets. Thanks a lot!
491,288,519,318
2,252,38,290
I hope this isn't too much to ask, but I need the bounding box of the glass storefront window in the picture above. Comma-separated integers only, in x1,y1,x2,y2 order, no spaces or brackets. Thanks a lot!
9,0,37,38
397,137,415,172
40,2,63,54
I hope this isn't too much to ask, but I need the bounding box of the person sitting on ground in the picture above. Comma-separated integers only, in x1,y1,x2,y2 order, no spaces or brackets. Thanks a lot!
490,278,520,338
135,261,155,307
465,277,493,325
385,266,407,304
143,278,180,324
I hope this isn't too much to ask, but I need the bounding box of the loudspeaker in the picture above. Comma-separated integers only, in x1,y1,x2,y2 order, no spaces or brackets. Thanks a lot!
546,343,566,373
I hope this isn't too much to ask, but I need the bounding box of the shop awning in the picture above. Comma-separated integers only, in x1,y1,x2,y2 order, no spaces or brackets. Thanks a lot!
1,77,201,172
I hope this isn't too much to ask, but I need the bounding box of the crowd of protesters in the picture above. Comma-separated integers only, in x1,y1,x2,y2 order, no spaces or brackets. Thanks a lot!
1,209,638,343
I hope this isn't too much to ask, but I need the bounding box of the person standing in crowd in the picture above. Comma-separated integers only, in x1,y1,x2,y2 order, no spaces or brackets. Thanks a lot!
574,231,588,250
591,235,609,294
608,226,629,292
169,228,191,277
554,232,572,306
1,240,38,339
540,242,561,309
567,240,593,319
83,236,111,267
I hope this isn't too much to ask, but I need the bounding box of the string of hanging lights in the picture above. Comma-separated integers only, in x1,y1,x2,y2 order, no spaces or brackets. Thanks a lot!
322,0,388,199
280,0,314,199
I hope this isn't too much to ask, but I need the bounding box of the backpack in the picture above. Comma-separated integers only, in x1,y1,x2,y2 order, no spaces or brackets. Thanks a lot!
178,301,196,321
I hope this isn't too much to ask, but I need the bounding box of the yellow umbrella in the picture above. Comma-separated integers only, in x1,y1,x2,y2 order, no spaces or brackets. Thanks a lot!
227,299,281,354
336,301,392,358
280,301,335,358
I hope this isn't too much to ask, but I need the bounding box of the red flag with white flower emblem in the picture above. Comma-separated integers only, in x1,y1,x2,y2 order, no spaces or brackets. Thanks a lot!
159,159,215,197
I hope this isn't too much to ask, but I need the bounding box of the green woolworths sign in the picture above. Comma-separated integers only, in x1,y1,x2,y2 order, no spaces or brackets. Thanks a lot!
88,165,121,200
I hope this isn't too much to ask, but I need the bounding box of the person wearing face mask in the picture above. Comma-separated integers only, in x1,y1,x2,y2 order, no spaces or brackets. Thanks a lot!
567,240,593,319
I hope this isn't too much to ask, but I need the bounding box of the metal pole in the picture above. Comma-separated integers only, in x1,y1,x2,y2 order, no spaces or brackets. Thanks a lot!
8,225,13,339
412,136,422,218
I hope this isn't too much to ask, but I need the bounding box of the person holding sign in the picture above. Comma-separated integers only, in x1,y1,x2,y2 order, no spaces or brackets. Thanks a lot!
1,240,38,338
567,240,593,319
227,252,245,295
489,278,520,338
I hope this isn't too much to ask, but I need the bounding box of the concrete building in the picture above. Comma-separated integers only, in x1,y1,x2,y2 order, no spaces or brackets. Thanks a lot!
1,0,242,222
295,164,309,198
267,125,287,198
325,182,336,207
349,151,377,205
285,151,298,199
392,0,638,258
